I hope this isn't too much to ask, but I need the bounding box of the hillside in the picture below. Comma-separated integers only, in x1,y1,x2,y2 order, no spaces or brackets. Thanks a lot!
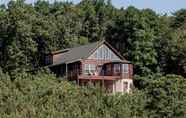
0,0,186,117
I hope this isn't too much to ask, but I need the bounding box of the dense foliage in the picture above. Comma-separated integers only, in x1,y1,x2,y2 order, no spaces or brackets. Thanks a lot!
0,0,186,117
0,70,186,118
135,74,186,118
0,70,145,118
0,0,185,77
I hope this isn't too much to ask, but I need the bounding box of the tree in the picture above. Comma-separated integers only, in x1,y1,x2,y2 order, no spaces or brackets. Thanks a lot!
132,29,157,75
171,9,186,29
145,75,186,117
167,24,186,77
106,7,158,75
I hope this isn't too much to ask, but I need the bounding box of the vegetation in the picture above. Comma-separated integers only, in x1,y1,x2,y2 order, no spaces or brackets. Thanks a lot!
0,0,186,117
0,0,185,77
0,70,185,118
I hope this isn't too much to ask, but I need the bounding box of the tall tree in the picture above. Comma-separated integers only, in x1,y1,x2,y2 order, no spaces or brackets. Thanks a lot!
106,7,158,75
1,0,37,78
171,9,186,29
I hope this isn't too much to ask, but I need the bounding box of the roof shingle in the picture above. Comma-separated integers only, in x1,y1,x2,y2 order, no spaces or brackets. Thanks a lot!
52,41,100,65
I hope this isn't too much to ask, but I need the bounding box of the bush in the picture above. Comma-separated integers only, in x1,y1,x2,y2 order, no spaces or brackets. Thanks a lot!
0,71,185,118
135,74,186,118
0,72,146,118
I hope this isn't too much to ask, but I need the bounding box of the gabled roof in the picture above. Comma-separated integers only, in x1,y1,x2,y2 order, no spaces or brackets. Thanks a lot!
50,40,130,66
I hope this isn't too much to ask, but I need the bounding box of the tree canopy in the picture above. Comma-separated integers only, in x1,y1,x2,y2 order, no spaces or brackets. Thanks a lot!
0,0,185,77
0,0,186,117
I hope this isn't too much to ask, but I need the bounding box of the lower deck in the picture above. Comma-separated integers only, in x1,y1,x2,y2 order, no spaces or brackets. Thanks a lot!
76,76,133,93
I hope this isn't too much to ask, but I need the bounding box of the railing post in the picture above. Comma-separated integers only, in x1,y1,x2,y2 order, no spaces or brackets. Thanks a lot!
102,78,104,88
77,79,80,85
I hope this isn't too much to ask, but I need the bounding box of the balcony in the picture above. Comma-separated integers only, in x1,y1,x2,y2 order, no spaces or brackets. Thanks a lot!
78,75,121,80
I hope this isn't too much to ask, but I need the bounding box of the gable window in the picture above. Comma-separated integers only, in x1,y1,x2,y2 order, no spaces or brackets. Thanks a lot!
122,64,129,73
90,45,120,60
84,64,96,75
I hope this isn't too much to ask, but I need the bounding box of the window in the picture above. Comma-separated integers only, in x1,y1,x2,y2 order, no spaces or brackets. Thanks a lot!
84,64,89,75
96,65,102,75
122,64,129,73
123,82,128,92
89,45,120,60
114,64,121,74
84,64,96,75
107,65,112,72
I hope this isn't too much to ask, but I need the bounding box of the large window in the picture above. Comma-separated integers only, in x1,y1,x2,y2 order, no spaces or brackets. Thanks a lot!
84,64,96,75
122,64,129,73
90,45,120,60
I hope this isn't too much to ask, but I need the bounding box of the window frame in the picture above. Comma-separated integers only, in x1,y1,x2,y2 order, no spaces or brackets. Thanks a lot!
122,64,129,73
113,64,121,74
90,45,121,60
84,64,96,75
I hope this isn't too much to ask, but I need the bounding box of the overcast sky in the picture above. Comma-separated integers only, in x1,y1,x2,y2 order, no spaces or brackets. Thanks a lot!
0,0,185,15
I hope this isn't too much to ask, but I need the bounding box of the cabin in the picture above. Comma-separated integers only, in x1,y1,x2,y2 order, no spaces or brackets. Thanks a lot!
46,40,133,93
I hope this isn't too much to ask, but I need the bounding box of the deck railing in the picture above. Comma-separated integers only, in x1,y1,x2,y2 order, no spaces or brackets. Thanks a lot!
78,75,121,80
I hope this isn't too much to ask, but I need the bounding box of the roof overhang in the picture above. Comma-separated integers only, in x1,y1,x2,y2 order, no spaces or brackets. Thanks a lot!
48,59,82,67
103,60,132,65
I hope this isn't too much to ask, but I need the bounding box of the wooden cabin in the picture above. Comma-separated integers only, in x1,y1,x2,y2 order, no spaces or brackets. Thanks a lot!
46,40,133,93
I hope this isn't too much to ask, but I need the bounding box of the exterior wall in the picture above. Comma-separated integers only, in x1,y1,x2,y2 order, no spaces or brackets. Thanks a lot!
129,64,133,79
81,59,132,79
49,64,66,77
121,64,133,79
81,59,112,65
67,62,81,80
81,59,112,76
52,53,64,64
113,79,133,93
104,81,114,93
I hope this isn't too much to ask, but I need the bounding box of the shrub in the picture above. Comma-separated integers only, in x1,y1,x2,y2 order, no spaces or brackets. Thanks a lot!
0,71,146,118
135,74,186,118
0,72,185,118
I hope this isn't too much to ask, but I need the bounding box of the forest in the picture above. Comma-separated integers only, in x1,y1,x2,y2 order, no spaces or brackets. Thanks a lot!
0,0,186,117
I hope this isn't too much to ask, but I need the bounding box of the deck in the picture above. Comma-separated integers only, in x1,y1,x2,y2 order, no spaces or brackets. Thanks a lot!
78,75,121,80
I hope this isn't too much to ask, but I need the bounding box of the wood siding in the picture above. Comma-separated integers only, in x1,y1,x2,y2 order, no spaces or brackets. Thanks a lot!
80,59,132,80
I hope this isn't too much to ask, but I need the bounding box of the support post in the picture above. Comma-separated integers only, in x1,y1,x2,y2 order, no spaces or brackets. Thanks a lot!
112,80,115,94
77,79,80,85
102,79,104,89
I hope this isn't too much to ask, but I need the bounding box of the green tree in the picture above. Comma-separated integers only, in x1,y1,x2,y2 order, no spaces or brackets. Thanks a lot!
167,24,186,77
145,75,186,118
5,0,37,77
171,9,186,28
106,7,158,75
